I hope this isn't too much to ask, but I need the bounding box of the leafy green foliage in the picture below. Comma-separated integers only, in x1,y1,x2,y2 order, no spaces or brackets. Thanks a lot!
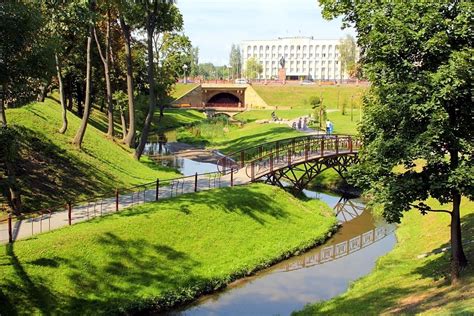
245,57,263,79
319,0,474,222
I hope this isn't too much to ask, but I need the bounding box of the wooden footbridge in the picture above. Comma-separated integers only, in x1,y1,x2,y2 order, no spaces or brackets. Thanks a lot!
217,134,361,191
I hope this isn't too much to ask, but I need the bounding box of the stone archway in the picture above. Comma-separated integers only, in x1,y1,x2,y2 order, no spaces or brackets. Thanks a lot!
206,92,241,107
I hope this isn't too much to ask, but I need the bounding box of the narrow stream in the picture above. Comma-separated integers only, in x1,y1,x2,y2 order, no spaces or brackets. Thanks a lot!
169,191,396,316
146,132,397,316
145,131,219,176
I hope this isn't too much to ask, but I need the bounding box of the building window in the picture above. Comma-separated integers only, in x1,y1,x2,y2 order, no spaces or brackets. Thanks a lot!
322,53,326,58
290,45,295,51
297,45,301,51
296,68,300,72
309,53,313,57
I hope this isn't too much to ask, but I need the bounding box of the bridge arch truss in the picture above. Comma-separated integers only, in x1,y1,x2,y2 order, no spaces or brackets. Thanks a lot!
217,134,361,192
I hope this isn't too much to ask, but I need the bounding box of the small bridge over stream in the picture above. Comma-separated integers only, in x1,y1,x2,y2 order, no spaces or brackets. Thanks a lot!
218,134,361,192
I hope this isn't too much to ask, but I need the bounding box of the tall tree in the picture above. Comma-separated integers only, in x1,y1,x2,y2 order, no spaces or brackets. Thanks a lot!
338,34,357,80
245,57,263,80
319,0,473,283
229,44,242,78
134,0,179,160
0,1,53,127
154,32,192,116
94,1,114,138
189,46,199,78
118,3,138,147
72,0,96,148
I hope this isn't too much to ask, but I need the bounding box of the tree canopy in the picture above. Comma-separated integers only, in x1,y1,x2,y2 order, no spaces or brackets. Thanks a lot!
319,0,473,282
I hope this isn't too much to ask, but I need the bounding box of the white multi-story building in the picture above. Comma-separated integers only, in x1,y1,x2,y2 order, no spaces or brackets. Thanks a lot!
241,36,350,81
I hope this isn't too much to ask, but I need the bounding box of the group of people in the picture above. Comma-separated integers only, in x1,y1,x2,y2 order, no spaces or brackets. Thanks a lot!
292,117,308,130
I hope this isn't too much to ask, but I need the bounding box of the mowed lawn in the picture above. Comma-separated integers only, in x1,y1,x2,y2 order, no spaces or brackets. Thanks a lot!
177,121,304,154
0,184,337,314
294,197,474,315
253,84,367,110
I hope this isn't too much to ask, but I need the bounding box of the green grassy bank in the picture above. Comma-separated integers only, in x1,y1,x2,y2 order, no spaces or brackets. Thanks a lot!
177,120,303,154
0,184,337,314
5,98,179,211
294,198,474,315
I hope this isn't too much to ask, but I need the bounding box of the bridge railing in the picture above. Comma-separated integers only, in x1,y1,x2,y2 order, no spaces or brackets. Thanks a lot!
217,135,361,177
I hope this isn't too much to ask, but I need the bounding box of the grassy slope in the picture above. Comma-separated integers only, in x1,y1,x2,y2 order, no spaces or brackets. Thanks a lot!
6,98,179,210
152,108,206,132
0,184,337,314
253,84,366,110
295,198,474,315
237,85,365,135
177,121,303,154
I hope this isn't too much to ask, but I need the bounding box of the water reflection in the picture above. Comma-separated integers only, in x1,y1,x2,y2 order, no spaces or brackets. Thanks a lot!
173,191,397,316
145,132,218,176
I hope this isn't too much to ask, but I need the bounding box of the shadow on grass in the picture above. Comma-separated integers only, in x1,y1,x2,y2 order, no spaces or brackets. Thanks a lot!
117,185,293,225
294,213,474,315
10,125,112,211
1,244,59,315
1,233,205,315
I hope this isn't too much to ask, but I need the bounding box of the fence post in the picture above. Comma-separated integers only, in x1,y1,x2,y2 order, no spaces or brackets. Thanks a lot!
321,139,325,156
194,172,198,192
349,137,353,153
240,151,245,168
251,161,255,181
115,189,119,212
8,213,13,243
335,135,339,154
287,148,292,166
230,168,234,187
270,153,274,172
155,179,160,201
67,202,72,225
304,142,309,161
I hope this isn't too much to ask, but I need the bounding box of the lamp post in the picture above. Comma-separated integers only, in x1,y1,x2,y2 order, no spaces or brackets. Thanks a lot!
182,64,188,84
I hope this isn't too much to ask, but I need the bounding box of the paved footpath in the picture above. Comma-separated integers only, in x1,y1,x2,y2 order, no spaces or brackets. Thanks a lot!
0,172,252,244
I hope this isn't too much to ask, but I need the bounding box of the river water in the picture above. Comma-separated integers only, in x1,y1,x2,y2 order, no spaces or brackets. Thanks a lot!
146,134,397,316
168,191,396,316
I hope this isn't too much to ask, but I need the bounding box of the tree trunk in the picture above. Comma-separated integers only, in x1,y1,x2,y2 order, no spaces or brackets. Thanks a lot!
0,84,6,128
5,160,21,215
56,54,68,134
93,10,114,138
76,81,84,117
134,13,156,160
450,191,468,283
120,109,127,141
37,78,50,102
72,13,94,148
119,15,136,148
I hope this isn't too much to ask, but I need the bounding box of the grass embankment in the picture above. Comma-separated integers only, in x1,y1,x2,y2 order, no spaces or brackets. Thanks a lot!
6,98,179,211
295,198,474,315
152,108,206,132
0,184,337,314
237,85,366,135
177,120,303,154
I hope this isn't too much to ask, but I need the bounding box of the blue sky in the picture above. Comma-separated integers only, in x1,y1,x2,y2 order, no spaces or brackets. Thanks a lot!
176,0,356,65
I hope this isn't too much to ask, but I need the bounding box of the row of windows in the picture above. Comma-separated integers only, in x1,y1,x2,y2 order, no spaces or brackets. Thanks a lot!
245,44,339,52
247,53,340,60
262,67,340,73
256,60,339,65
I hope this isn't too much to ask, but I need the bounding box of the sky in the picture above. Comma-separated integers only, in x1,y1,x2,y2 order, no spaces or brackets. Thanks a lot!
176,0,356,66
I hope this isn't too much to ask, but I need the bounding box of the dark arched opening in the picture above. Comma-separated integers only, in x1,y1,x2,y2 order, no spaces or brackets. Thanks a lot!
207,93,240,107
